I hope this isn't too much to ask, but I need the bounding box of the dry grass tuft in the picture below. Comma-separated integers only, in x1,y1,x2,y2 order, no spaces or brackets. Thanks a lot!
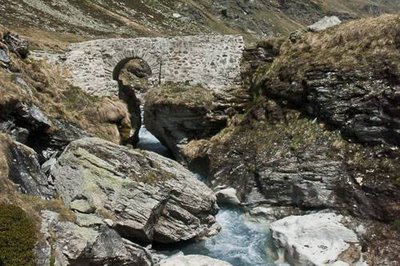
0,54,129,143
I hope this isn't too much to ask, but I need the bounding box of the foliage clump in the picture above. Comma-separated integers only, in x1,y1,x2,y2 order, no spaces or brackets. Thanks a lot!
0,204,37,266
392,220,400,232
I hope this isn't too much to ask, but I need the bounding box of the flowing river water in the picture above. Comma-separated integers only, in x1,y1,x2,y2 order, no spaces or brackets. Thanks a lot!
137,113,277,266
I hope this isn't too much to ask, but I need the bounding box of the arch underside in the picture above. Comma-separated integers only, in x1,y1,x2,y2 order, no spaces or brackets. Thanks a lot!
104,49,161,86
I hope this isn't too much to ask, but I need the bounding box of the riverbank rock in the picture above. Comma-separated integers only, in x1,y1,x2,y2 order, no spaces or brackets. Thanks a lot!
51,137,219,244
0,134,52,197
36,211,152,266
215,187,241,206
144,83,240,160
270,213,363,265
184,111,351,210
160,254,232,266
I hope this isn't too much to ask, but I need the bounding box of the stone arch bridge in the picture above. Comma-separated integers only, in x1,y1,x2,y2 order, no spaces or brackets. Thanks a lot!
64,35,245,97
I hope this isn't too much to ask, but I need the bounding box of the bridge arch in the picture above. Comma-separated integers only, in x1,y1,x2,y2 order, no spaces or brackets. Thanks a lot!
104,49,161,87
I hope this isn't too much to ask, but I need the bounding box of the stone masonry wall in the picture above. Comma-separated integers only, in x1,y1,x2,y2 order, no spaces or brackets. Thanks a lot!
64,35,245,97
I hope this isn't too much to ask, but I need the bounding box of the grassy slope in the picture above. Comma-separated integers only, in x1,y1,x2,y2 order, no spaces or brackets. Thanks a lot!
259,14,400,100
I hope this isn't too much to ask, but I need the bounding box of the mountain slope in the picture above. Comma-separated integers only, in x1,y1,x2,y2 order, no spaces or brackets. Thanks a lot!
2,0,400,46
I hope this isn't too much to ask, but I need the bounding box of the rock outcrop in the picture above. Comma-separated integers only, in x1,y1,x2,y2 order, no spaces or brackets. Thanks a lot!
0,101,89,162
215,187,241,206
36,211,152,266
160,254,232,266
183,111,354,211
51,137,219,244
260,14,400,147
181,14,400,264
270,213,363,265
144,83,235,160
0,134,52,198
2,31,29,58
0,48,10,68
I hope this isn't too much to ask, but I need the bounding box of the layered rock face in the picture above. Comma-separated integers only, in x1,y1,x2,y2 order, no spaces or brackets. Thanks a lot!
51,137,219,244
0,134,52,198
0,96,90,163
261,14,400,147
189,14,400,220
184,111,354,212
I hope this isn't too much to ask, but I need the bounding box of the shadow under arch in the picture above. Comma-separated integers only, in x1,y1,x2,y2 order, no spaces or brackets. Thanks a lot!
112,56,172,157
112,56,151,81
104,48,161,87
112,56,154,146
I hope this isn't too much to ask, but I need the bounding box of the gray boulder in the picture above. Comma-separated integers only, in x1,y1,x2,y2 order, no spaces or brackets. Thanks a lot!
270,213,363,266
51,137,219,244
160,254,232,266
308,16,341,32
3,31,29,58
215,187,241,206
36,211,152,266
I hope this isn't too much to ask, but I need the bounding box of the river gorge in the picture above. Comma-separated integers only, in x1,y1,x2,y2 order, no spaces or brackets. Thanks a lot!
0,10,399,266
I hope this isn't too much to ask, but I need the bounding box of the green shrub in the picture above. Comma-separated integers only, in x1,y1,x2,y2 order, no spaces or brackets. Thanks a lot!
0,204,36,266
392,220,400,232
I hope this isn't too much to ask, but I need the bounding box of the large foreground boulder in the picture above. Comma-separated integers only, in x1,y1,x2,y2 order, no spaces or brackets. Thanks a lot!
36,211,152,266
270,213,363,265
51,137,219,244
